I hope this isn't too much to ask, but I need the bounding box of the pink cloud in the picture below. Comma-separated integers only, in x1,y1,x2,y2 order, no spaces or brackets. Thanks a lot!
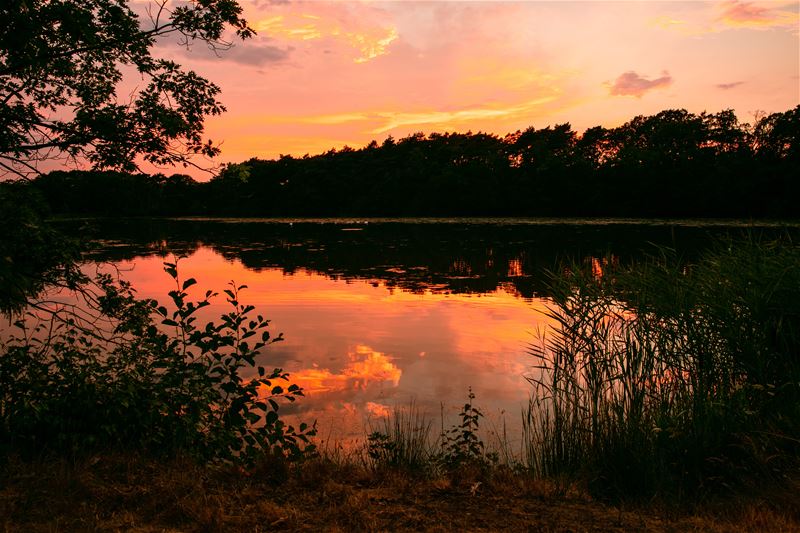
716,1,798,29
608,71,673,98
719,1,770,23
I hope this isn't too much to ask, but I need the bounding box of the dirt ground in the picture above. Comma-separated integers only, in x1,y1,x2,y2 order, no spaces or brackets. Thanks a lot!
1,455,797,532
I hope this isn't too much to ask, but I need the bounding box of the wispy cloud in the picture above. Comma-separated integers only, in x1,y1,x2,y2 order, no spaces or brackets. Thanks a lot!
716,81,745,90
351,28,399,64
607,71,673,98
368,97,559,133
268,96,561,134
652,1,798,34
252,12,398,63
651,16,690,30
159,36,293,67
719,0,772,23
213,41,292,67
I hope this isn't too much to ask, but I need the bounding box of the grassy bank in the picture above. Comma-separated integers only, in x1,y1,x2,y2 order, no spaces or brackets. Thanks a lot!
2,453,798,532
354,236,800,508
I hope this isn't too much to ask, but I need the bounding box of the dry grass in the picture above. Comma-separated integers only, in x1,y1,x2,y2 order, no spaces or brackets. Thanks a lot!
1,454,798,532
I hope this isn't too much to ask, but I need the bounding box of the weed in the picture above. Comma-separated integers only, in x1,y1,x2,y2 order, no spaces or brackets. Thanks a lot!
439,388,491,469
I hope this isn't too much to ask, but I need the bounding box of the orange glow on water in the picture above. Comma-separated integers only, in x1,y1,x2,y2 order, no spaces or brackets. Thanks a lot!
291,344,402,394
365,401,392,419
101,246,551,441
507,258,523,278
592,257,604,278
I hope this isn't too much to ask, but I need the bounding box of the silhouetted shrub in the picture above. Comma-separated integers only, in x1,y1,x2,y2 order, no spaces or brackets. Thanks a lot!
0,262,316,463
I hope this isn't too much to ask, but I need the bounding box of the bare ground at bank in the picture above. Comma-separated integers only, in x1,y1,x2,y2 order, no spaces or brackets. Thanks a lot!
2,455,797,532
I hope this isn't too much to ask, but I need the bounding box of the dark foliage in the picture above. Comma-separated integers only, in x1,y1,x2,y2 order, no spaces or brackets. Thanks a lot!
0,262,316,463
26,105,800,218
0,184,83,313
0,0,252,177
526,237,800,501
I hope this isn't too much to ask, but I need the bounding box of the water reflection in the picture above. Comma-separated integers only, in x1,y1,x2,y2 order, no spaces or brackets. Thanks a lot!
292,345,402,394
52,218,798,445
105,246,547,445
62,217,769,300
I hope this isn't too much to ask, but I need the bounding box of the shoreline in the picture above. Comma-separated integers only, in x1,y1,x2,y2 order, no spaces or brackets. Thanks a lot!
2,454,796,532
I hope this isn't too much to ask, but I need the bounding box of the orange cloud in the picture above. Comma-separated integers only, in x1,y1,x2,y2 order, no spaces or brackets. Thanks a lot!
291,344,402,395
241,95,561,134
254,14,324,41
251,11,398,63
607,71,673,98
351,28,400,64
651,16,690,30
369,98,560,133
365,401,392,418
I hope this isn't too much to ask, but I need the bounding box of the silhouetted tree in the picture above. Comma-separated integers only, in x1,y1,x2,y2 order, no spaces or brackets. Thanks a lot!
0,0,256,308
754,107,800,161
0,0,253,178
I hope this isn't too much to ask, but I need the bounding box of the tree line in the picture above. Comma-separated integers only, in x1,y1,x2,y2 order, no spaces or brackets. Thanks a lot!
23,106,800,218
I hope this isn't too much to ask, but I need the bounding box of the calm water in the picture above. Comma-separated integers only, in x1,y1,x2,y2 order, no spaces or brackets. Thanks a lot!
51,218,799,447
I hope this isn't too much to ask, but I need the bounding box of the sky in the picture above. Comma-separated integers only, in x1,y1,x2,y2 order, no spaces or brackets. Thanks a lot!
149,0,799,177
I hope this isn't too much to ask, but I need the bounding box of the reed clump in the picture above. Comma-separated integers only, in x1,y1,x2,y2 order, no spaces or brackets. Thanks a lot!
525,236,800,503
366,402,434,473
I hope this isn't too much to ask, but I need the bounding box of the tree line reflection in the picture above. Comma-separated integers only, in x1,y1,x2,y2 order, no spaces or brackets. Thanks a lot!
63,218,793,299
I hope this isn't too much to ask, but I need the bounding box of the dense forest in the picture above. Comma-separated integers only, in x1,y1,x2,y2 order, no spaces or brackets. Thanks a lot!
23,105,800,218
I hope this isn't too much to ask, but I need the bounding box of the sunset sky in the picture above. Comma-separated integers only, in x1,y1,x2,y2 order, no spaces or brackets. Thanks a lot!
150,0,799,176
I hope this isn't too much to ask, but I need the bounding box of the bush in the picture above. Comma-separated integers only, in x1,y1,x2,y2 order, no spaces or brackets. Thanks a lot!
0,183,84,314
439,388,496,470
365,390,500,478
0,261,316,464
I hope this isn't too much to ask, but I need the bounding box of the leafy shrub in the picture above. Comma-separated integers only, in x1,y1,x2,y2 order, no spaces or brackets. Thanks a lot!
0,261,316,463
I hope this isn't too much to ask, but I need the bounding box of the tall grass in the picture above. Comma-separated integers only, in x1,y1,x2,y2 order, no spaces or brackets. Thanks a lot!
525,236,800,502
366,402,434,472
364,393,510,477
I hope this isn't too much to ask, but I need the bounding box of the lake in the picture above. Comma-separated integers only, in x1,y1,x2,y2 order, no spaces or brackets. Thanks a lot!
50,217,799,450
